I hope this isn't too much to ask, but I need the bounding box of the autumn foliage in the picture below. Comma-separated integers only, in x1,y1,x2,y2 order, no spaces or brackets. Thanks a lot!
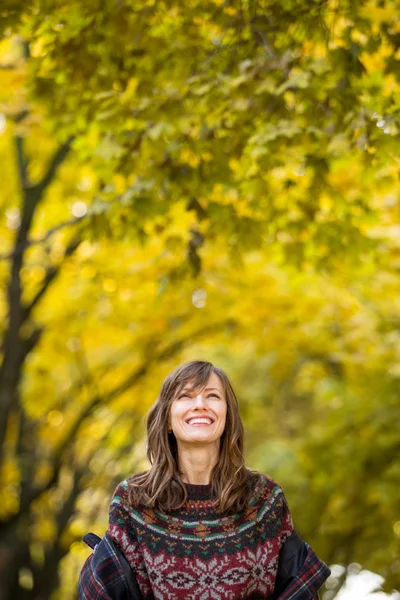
0,1,400,598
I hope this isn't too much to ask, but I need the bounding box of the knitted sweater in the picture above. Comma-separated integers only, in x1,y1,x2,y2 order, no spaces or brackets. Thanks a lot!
107,472,328,600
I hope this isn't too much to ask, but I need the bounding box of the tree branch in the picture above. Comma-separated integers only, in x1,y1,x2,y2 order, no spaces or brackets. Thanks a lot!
0,216,85,261
249,22,278,60
15,136,28,189
29,136,74,197
24,233,82,319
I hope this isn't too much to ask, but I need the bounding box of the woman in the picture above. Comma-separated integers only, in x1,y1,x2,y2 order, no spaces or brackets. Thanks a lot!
81,360,331,599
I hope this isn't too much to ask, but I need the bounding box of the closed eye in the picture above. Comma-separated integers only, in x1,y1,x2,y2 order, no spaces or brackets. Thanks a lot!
177,393,221,399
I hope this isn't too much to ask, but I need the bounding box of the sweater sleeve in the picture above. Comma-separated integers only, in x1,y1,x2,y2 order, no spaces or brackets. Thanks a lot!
107,480,152,598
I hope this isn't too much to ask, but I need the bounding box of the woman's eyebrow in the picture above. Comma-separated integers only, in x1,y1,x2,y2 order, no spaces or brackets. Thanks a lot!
180,387,221,393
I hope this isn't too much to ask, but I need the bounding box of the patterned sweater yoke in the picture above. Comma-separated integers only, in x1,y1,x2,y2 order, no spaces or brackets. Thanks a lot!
107,471,300,600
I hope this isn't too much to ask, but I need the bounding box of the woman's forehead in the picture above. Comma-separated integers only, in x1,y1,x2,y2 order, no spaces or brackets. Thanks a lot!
178,373,223,393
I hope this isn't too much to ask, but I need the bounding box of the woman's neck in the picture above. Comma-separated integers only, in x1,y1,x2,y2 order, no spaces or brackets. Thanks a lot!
177,442,219,484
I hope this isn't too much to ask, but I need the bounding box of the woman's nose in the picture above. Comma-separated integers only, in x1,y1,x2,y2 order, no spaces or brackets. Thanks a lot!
193,394,206,406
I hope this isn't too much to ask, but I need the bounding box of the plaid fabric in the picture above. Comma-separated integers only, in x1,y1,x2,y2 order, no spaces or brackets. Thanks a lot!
276,541,331,600
78,531,142,600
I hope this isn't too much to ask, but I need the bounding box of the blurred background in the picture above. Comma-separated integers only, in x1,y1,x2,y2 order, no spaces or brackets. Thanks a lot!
0,1,399,599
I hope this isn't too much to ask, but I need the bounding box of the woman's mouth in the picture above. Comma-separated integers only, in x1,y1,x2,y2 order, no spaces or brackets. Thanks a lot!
186,417,214,427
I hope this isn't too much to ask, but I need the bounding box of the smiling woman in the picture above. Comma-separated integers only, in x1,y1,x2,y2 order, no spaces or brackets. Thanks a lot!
127,361,249,515
79,360,331,599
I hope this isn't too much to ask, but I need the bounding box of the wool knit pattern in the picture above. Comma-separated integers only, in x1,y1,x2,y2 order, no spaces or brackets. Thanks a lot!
107,472,294,600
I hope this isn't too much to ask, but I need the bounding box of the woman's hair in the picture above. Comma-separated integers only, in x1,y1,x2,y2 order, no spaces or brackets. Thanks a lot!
127,360,257,514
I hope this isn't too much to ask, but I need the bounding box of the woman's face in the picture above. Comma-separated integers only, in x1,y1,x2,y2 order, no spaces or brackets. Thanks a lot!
169,372,227,445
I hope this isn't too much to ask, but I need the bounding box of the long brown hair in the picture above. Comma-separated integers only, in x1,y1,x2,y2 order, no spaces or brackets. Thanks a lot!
127,360,257,514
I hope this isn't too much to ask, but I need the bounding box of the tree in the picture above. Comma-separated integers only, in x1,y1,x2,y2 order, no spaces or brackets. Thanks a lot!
0,0,399,598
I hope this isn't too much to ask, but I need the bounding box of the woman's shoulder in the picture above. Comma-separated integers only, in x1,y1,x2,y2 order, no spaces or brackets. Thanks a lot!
244,471,293,538
247,469,289,503
110,471,148,507
109,478,130,509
